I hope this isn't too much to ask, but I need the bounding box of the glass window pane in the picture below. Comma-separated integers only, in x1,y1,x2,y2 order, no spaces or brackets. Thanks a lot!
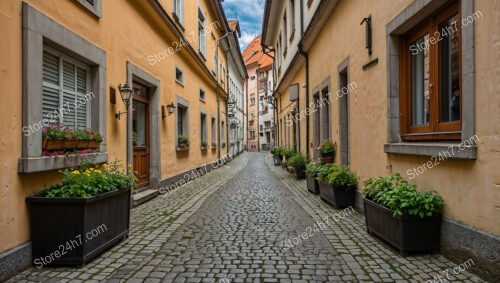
439,14,461,123
133,101,147,146
411,34,430,126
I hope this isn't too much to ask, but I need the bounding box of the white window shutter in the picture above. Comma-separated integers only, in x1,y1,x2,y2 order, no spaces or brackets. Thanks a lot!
42,51,60,122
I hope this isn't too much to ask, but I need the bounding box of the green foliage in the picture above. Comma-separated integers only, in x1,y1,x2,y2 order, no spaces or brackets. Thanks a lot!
287,154,309,172
317,140,337,156
317,163,336,182
39,160,136,198
42,123,102,142
326,165,358,189
178,135,190,146
272,147,283,156
283,148,297,159
362,174,444,218
305,161,322,177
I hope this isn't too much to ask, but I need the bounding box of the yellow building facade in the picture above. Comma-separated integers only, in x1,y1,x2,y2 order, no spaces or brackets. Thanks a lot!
0,0,243,276
263,0,499,280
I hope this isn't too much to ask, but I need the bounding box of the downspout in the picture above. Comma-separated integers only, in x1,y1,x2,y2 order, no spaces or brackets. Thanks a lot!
298,0,310,157
245,76,249,151
226,48,230,155
216,42,221,159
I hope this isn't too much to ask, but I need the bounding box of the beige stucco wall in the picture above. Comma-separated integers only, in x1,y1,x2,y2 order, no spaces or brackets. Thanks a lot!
305,0,499,234
0,0,230,253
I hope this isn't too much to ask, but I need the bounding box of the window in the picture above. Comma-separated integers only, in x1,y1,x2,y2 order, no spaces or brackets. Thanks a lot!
260,125,263,131
221,121,225,141
249,131,255,140
250,76,256,80
250,94,255,106
264,121,271,128
42,47,91,129
199,88,206,102
200,113,207,145
198,8,206,56
173,0,184,24
290,0,295,39
211,117,216,144
213,54,217,75
282,11,288,49
75,0,102,17
176,97,189,148
175,66,184,85
400,2,461,140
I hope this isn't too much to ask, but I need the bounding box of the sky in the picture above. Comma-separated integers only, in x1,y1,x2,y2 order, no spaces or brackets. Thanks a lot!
222,0,265,51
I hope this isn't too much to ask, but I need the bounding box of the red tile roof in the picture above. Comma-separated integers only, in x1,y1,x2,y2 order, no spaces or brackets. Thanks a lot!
242,35,273,69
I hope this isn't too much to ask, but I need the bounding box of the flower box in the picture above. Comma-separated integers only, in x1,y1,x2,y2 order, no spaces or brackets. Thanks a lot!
306,173,319,194
27,189,131,266
363,198,442,253
319,181,356,208
87,141,101,149
43,139,64,151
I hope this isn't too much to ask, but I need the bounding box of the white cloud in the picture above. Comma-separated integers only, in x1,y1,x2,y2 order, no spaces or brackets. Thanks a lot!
240,31,258,50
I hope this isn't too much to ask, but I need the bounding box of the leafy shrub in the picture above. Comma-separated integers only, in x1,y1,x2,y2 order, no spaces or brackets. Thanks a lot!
362,174,444,218
272,147,283,156
283,148,296,159
287,154,309,173
326,165,358,189
178,135,190,146
317,163,337,182
305,161,322,177
39,160,136,198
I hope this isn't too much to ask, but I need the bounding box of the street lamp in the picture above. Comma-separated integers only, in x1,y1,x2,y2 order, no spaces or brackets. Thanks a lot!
115,83,133,120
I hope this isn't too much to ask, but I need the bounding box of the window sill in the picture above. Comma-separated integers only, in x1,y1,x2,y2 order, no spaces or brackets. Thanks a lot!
175,80,184,87
18,152,108,173
172,13,185,31
200,98,206,103
384,143,477,159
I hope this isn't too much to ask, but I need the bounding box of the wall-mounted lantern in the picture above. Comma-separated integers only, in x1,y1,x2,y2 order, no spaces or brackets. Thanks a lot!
166,103,176,116
115,83,133,120
360,15,372,56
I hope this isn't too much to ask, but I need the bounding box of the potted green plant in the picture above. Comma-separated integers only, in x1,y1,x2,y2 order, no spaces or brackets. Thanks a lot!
221,142,226,148
177,135,190,150
272,147,283,166
287,153,309,179
317,140,337,164
305,162,321,194
362,174,444,253
318,165,358,207
27,160,136,266
211,142,217,150
200,141,208,150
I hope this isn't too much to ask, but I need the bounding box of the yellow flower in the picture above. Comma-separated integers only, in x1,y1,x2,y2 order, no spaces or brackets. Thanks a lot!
85,173,91,176
95,170,102,174
90,168,95,171
103,164,108,168
72,170,80,175
120,163,125,169
128,164,132,168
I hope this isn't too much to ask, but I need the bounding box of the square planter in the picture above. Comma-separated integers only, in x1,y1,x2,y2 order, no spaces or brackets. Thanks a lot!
27,189,131,266
306,174,319,194
320,151,335,164
363,198,442,253
318,181,355,208
273,155,282,166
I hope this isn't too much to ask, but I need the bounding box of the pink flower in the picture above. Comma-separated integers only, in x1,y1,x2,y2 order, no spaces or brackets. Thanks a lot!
80,150,87,155
51,152,58,157
42,151,49,156
87,149,93,153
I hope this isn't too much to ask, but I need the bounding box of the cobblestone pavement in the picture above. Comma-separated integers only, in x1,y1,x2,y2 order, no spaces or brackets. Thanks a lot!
8,152,486,282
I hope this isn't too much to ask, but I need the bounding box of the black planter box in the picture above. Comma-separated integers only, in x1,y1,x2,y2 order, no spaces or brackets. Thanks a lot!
306,174,319,194
318,181,355,208
363,198,442,253
273,155,282,166
295,169,306,179
27,189,131,266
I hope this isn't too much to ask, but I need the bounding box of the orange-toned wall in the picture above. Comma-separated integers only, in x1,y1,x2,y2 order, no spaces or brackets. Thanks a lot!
0,0,229,253
305,0,499,234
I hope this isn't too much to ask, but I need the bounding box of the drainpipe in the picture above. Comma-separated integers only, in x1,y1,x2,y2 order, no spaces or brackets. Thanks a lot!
226,48,230,156
298,0,310,157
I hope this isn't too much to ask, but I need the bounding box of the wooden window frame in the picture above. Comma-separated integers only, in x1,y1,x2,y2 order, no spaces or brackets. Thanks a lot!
399,1,461,141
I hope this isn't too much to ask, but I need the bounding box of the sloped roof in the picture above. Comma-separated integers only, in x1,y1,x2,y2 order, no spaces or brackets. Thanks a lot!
242,35,273,69
228,20,239,33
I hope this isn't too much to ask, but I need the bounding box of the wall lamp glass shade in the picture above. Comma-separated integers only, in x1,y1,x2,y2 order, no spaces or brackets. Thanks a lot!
115,83,133,120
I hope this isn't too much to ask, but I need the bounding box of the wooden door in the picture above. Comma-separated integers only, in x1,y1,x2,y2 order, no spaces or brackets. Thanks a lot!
132,84,150,189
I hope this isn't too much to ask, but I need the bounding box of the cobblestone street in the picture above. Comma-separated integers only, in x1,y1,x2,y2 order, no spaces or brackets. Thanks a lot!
8,153,485,282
